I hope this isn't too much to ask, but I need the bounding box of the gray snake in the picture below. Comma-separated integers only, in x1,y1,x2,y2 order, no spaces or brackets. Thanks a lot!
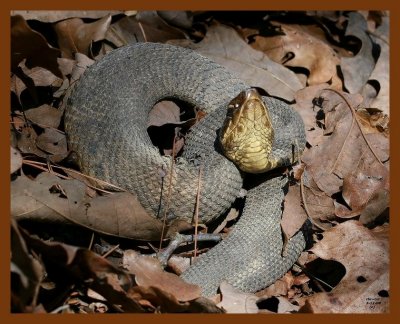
64,42,307,297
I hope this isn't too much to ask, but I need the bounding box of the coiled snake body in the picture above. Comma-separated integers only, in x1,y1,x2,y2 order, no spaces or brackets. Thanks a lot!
65,43,306,297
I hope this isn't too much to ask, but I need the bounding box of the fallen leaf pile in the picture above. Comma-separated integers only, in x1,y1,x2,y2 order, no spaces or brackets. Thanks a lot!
299,221,389,313
10,10,389,313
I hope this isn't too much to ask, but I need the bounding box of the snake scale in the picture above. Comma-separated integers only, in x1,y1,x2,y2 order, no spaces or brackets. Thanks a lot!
64,42,307,297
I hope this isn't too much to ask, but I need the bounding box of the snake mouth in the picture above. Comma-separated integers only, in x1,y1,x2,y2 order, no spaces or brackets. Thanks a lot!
219,88,275,173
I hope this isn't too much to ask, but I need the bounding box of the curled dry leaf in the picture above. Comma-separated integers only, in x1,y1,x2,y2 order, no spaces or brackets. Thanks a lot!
281,184,307,240
11,173,166,241
304,12,349,48
20,61,64,87
14,114,67,162
335,156,389,219
217,281,259,313
300,221,389,313
36,128,68,163
147,101,181,155
127,285,223,313
148,101,199,156
341,12,376,94
255,272,296,299
11,219,44,313
366,11,388,32
53,79,70,99
361,16,389,115
306,11,342,22
54,14,112,59
86,272,144,313
257,296,301,313
302,89,388,196
358,189,389,226
17,126,48,158
274,296,301,313
11,63,64,100
11,146,23,174
50,58,76,98
251,23,341,88
293,83,331,147
122,250,201,302
105,11,187,49
19,228,144,313
166,255,191,275
137,10,188,40
57,57,76,77
148,101,181,127
212,208,239,234
356,108,389,135
61,53,95,109
169,23,302,102
301,169,336,226
301,88,389,221
70,53,95,82
36,128,67,156
11,10,122,23
157,11,193,29
11,15,62,78
24,104,63,129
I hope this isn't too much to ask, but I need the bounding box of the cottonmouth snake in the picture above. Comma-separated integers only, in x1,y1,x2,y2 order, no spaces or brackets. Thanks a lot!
64,42,307,297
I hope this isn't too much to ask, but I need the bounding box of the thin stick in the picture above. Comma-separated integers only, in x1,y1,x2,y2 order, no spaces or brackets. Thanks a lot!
9,119,66,134
23,160,69,179
22,159,123,194
138,21,148,42
88,232,95,251
101,244,120,258
50,305,71,314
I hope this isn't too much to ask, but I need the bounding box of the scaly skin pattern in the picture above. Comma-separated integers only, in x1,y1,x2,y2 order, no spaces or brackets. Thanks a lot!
181,177,306,296
64,42,307,296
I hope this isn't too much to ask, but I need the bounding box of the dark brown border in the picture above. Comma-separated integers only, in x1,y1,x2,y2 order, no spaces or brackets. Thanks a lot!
2,1,399,323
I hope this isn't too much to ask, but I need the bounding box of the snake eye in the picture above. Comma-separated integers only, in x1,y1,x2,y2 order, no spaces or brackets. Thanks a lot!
228,102,241,110
226,107,234,118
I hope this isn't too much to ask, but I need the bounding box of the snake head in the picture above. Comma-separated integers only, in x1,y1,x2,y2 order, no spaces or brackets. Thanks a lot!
219,88,276,174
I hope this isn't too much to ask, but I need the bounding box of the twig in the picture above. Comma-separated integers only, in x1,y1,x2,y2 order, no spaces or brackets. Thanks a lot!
157,233,222,266
88,232,95,251
50,305,71,314
22,159,123,194
101,244,120,259
23,160,69,179
137,21,148,42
